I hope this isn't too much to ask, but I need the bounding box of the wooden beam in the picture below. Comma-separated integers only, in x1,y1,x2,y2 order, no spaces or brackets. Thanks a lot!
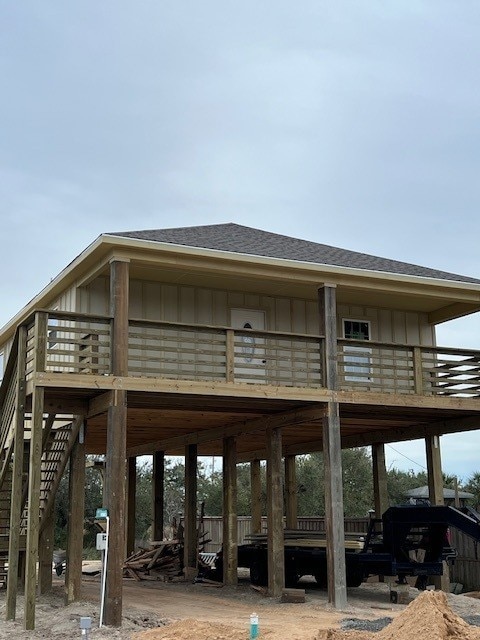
104,257,129,628
372,444,388,518
184,445,198,571
38,512,54,595
318,284,338,390
126,457,136,558
284,455,297,530
250,459,262,535
153,452,165,541
426,435,444,506
6,326,27,621
24,311,48,630
323,401,347,609
222,436,237,585
284,414,480,456
87,391,114,418
127,405,323,457
266,425,284,597
24,385,44,630
65,436,86,604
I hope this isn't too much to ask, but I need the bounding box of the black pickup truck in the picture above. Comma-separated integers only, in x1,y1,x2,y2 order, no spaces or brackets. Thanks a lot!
210,505,480,588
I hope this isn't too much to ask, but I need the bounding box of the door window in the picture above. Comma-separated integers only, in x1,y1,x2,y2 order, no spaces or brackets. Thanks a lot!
343,320,372,382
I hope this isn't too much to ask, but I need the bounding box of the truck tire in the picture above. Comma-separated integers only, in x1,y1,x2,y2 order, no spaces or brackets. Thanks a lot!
250,560,268,586
314,572,327,588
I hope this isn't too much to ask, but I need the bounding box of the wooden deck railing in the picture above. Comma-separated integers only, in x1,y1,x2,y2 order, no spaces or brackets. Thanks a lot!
19,310,480,398
338,339,480,398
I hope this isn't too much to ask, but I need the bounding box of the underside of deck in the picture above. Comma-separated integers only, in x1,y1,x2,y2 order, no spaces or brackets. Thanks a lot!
35,377,480,459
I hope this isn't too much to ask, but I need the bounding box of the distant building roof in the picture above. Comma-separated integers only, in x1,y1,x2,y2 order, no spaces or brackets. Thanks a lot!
109,223,480,284
405,485,474,500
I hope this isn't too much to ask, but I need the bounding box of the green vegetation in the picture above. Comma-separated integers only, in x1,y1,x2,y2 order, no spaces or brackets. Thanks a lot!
54,449,479,550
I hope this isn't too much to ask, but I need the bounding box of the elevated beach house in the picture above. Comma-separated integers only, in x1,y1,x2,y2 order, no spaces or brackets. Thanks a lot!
1,223,480,628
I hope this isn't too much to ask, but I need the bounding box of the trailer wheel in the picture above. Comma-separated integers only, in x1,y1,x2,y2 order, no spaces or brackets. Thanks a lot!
250,560,267,586
346,566,363,588
314,573,327,588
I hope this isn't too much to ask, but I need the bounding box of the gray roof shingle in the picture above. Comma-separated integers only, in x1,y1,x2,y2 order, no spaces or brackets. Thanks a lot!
108,223,480,285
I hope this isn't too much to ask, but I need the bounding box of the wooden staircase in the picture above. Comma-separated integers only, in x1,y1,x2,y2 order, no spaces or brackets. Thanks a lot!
0,326,81,590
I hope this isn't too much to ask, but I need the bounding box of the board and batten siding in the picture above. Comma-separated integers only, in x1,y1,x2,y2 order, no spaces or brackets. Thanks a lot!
78,277,435,346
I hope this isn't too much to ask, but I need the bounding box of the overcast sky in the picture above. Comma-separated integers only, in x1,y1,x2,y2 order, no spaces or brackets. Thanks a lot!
1,2,480,480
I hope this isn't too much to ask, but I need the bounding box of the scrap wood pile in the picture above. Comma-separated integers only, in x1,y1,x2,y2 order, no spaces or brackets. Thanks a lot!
123,540,183,581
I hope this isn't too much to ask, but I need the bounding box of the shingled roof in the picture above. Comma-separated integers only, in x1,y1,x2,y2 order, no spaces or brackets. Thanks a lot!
109,223,480,285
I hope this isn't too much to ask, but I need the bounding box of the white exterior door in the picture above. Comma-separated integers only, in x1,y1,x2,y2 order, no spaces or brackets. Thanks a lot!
230,309,266,383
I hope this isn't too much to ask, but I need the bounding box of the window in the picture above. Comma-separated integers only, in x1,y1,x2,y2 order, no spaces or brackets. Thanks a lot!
0,350,4,383
343,319,372,382
48,312,59,349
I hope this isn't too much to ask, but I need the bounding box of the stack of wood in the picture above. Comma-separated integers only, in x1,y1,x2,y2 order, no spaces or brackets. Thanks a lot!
123,540,182,581
245,529,365,550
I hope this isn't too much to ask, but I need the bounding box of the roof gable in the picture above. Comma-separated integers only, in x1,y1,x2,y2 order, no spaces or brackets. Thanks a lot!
109,223,480,285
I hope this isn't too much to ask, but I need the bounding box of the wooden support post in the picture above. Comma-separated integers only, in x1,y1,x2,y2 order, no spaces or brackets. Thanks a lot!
126,457,136,557
426,435,444,506
372,444,389,518
284,455,297,530
24,385,44,630
153,451,165,541
223,436,237,585
250,459,262,535
38,513,54,595
6,326,27,620
104,258,129,628
65,435,85,604
266,426,284,597
319,285,347,609
184,444,198,572
425,435,449,591
24,310,48,630
226,329,235,383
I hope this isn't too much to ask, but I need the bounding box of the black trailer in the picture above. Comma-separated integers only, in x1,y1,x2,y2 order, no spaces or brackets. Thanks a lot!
210,505,480,588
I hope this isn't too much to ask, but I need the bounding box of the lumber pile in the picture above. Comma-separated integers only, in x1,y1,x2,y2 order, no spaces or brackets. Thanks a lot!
245,529,365,550
123,540,182,581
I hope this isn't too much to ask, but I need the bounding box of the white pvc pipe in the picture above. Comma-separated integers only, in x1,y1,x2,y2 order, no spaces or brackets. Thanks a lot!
99,516,110,628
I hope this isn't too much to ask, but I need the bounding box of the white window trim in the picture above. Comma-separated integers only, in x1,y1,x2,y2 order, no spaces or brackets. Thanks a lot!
342,319,372,383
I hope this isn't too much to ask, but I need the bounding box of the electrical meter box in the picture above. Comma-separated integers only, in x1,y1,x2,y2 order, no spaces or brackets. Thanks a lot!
96,532,107,550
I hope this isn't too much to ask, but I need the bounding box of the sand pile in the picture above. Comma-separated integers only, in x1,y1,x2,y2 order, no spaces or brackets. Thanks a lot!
132,618,248,640
316,590,480,640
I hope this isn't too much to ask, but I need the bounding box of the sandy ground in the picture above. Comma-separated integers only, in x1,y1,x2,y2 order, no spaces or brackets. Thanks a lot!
1,571,480,639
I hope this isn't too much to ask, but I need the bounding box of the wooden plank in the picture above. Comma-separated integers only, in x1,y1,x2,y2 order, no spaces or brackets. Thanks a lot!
250,459,262,535
266,425,284,597
425,434,449,591
6,326,27,621
284,455,297,529
110,259,129,377
184,444,198,570
318,285,338,390
153,451,165,541
222,436,237,585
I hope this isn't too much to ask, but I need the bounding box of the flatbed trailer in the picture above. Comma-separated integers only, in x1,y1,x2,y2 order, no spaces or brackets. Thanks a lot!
211,505,480,588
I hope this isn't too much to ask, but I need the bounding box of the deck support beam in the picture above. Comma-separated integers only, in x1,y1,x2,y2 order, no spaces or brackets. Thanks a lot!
38,511,54,595
104,258,129,627
266,425,284,597
126,457,136,557
222,436,237,585
425,435,450,591
319,284,347,609
372,444,389,518
153,451,165,541
284,455,297,530
184,445,198,572
6,326,27,621
24,385,44,629
250,459,262,535
65,435,86,603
